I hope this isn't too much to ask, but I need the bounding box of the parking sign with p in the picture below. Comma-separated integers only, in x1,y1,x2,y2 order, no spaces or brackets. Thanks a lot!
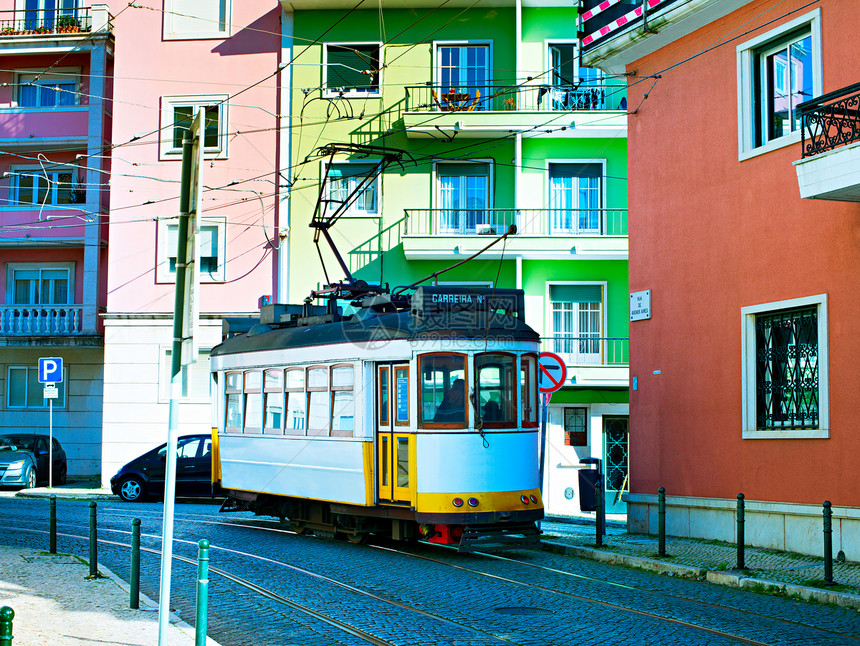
38,357,63,384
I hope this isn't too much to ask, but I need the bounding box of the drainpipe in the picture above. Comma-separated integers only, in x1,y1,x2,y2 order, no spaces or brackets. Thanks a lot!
278,8,294,303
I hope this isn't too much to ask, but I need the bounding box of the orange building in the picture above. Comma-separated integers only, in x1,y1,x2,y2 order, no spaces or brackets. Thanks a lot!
581,0,859,558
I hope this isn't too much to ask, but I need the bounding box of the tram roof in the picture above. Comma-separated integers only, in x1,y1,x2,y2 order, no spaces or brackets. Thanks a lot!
211,309,539,357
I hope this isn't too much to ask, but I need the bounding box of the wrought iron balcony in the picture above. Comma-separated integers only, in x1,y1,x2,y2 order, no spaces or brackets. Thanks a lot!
0,6,110,37
0,305,84,336
798,82,860,158
541,336,629,367
404,208,628,237
404,81,626,113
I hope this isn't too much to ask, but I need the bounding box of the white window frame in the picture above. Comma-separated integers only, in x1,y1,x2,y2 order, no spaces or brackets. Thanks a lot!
736,9,821,161
741,293,829,439
14,68,81,108
8,165,80,207
158,346,213,403
163,0,231,40
433,40,493,93
156,216,227,283
6,262,74,305
545,158,607,234
323,41,382,98
6,366,67,409
161,95,229,159
432,159,494,234
545,281,607,364
323,160,379,216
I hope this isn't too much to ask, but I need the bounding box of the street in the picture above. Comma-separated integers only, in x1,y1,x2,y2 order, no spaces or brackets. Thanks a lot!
0,497,857,645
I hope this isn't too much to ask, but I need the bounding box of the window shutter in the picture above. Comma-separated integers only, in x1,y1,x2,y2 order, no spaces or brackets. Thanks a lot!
170,0,226,34
327,45,379,91
436,162,490,178
549,163,602,179
198,225,218,258
550,284,602,303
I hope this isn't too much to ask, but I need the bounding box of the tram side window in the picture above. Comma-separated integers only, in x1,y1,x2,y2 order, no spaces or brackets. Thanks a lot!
520,354,539,428
331,364,354,437
475,353,517,427
243,370,263,434
307,366,330,436
225,371,243,433
420,353,467,427
263,369,284,434
285,368,306,435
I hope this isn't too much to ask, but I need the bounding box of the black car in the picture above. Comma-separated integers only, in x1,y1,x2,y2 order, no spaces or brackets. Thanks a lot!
0,434,67,489
110,434,219,502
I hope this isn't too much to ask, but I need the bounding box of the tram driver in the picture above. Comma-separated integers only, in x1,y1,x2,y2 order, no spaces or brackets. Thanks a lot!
434,378,465,423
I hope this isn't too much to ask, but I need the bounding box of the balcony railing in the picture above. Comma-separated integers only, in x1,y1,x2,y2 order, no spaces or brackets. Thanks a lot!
404,208,628,237
0,305,84,336
799,82,860,158
405,81,627,113
542,336,629,367
0,6,94,36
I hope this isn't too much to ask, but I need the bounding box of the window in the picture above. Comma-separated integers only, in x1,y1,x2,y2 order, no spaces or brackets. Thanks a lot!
7,366,66,409
263,369,284,435
160,349,212,401
307,366,330,436
379,366,389,426
8,265,72,305
164,0,230,39
520,354,538,428
475,353,516,427
224,371,242,432
243,370,262,434
23,0,79,30
325,43,380,95
158,217,226,283
419,353,467,427
742,294,828,438
549,162,603,234
11,167,80,207
162,96,228,157
436,44,490,110
285,368,307,434
547,43,604,110
331,365,355,437
737,10,821,158
550,284,603,365
436,162,491,234
564,407,588,446
394,366,409,426
158,436,203,459
17,72,79,107
326,163,378,214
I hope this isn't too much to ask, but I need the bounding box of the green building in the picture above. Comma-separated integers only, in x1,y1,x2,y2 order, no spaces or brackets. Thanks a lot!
282,1,629,516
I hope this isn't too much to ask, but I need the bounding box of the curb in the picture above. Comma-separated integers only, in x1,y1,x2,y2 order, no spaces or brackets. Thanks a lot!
543,541,860,610
17,490,118,501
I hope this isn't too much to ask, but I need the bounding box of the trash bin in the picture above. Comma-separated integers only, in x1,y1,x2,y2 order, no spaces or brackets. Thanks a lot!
578,458,603,512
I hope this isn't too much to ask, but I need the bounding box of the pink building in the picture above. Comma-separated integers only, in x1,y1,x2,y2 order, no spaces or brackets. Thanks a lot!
100,1,285,482
581,0,860,558
0,3,113,477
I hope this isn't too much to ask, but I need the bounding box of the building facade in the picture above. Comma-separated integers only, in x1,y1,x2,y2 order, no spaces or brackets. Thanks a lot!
582,0,859,556
285,1,630,515
0,3,113,477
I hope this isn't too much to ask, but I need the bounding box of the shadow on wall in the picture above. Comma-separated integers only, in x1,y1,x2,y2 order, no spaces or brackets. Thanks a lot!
211,8,280,57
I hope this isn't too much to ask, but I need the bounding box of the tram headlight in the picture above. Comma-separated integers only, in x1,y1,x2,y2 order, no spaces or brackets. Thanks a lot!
467,497,479,507
521,495,530,504
452,497,464,507
530,494,538,504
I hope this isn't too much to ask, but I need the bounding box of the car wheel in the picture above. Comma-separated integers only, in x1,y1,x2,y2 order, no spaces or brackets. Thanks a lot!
24,467,37,490
58,465,67,486
118,476,145,502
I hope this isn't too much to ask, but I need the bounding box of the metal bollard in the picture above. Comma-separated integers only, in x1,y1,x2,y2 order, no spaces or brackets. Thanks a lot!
49,495,57,555
824,501,833,585
658,487,666,557
736,493,745,570
0,606,13,646
595,479,604,547
130,519,141,609
88,501,98,577
195,539,210,646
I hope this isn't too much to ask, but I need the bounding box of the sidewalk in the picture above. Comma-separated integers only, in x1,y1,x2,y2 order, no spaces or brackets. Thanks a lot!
542,515,860,610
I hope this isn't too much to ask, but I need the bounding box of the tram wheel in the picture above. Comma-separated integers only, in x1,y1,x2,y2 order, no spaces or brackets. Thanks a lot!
346,532,368,545
289,521,310,535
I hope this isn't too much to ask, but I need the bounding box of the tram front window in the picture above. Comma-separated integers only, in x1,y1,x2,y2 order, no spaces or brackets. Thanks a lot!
420,353,467,427
475,353,516,427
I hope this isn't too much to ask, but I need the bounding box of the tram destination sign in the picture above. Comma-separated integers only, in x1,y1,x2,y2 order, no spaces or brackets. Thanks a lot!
411,286,524,319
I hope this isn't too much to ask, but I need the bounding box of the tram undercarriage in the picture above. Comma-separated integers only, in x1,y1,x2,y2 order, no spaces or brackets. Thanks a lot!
220,490,542,553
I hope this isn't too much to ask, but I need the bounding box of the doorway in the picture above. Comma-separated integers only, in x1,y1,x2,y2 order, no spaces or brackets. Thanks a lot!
377,363,412,504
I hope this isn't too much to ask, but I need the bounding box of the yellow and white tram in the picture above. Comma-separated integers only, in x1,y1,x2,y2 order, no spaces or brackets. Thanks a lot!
209,286,543,551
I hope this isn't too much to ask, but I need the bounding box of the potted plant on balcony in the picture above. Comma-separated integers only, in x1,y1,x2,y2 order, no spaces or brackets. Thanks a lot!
57,15,81,33
1,27,14,36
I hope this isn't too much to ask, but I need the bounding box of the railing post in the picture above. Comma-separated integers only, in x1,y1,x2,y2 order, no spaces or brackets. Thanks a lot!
0,607,13,646
49,495,57,554
195,539,210,646
657,486,666,557
88,501,98,577
823,501,834,585
595,479,604,547
736,493,745,570
130,519,141,609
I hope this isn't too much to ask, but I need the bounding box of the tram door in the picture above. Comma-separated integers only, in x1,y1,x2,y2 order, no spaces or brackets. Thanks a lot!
377,363,412,503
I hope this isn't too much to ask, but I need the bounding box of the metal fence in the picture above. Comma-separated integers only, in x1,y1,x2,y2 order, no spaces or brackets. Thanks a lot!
0,7,92,34
799,81,860,158
541,336,629,366
404,208,628,236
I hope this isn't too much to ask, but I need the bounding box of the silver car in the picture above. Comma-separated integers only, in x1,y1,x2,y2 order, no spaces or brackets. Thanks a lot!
0,434,67,489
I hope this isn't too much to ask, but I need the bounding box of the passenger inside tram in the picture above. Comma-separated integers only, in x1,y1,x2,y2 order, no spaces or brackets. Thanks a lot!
434,378,466,422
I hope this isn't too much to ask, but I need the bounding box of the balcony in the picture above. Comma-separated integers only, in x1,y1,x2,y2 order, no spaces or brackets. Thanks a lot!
0,305,94,344
0,5,112,49
541,336,629,388
402,208,628,259
402,82,627,138
794,82,860,202
0,107,89,150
